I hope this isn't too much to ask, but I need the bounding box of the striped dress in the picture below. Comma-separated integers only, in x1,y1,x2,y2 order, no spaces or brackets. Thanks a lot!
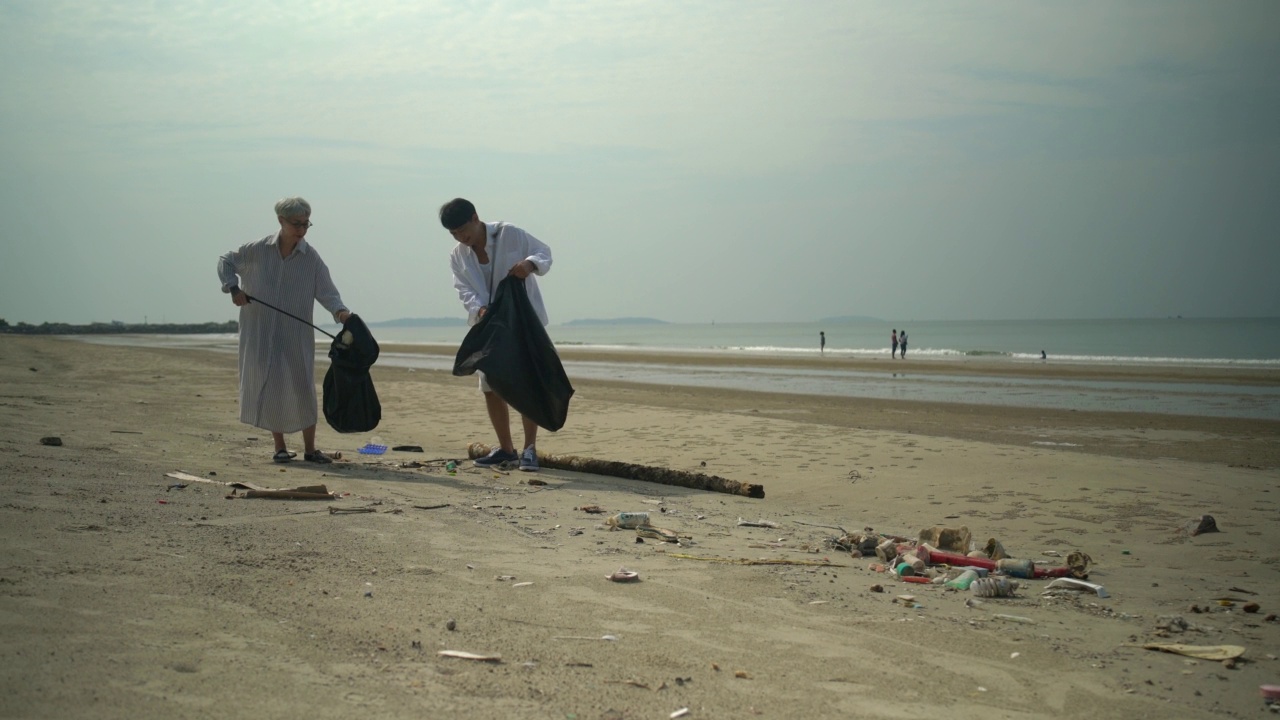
217,234,348,433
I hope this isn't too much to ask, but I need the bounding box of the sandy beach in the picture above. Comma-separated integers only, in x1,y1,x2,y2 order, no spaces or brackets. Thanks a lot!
2,334,1278,719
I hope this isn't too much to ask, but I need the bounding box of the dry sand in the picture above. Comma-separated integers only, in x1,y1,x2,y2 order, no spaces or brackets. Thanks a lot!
1,335,1278,719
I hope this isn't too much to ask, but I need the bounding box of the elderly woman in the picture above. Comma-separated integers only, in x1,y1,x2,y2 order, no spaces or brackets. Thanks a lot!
217,197,352,464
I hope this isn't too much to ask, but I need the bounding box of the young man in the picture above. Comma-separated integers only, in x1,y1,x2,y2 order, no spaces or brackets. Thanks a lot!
217,197,352,464
440,198,553,472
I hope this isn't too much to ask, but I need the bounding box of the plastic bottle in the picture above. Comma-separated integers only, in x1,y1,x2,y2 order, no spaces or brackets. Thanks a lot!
945,569,979,590
971,577,1019,598
894,562,916,577
606,512,650,529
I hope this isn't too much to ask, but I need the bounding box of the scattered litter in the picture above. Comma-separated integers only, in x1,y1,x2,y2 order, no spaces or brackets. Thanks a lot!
636,525,681,543
734,670,751,679
39,436,63,446
605,678,650,689
737,517,779,529
391,445,423,452
1045,577,1109,598
511,581,534,588
972,578,1019,598
1156,616,1189,633
917,526,972,553
446,619,457,631
995,558,1034,578
605,512,650,529
1181,514,1220,536
668,553,844,567
1141,643,1245,661
244,485,337,500
607,568,640,582
438,650,501,662
329,505,378,515
166,483,188,492
576,505,606,514
358,444,388,455
946,569,980,590
993,614,1036,624
554,634,618,641
670,708,690,719
166,471,225,486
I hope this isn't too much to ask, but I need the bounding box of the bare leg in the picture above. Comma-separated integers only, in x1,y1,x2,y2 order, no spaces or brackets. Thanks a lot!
521,414,539,452
302,424,317,454
484,391,516,452
272,431,287,452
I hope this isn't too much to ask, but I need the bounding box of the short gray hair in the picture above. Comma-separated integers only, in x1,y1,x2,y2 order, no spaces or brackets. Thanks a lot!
274,197,312,218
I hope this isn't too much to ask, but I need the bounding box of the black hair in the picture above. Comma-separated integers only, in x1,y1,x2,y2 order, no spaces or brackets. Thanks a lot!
439,198,477,230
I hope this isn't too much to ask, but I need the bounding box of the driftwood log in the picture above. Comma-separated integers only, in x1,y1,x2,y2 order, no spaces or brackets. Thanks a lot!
467,443,764,499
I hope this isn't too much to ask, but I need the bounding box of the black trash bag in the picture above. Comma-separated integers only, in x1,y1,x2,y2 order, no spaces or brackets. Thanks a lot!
323,313,382,433
453,276,574,431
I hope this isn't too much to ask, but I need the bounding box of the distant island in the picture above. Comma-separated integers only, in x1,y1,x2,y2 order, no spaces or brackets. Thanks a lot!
0,319,238,335
818,315,884,324
562,317,669,326
367,317,467,328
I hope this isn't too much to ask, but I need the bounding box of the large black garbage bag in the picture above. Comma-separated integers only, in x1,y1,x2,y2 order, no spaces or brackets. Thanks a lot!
453,276,574,431
323,313,382,433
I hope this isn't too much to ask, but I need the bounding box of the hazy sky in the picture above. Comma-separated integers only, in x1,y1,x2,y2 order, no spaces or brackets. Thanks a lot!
1,0,1277,325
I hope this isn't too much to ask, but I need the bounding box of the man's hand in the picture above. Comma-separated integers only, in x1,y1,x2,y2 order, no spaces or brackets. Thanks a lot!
231,288,248,307
477,306,489,320
507,259,535,279
337,310,352,324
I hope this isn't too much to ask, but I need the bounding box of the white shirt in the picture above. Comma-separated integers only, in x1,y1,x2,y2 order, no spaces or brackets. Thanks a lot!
450,222,553,326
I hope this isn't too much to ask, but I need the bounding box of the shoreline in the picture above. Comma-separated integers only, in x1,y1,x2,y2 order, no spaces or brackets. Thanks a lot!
383,342,1280,387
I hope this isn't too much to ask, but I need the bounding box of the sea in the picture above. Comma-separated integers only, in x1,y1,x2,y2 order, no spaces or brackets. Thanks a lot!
76,317,1280,421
